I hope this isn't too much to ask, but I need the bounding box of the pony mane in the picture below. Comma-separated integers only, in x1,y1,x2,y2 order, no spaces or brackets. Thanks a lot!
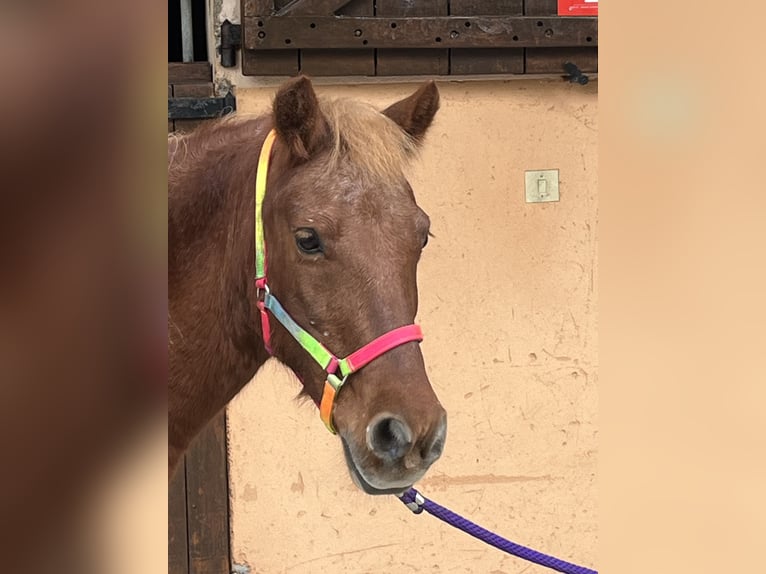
319,97,418,181
168,97,417,189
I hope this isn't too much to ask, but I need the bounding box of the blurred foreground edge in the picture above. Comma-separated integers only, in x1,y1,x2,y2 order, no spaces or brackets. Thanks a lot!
0,0,167,572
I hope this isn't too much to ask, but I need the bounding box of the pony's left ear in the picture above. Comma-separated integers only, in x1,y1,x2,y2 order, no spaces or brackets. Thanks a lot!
382,81,440,144
272,75,327,160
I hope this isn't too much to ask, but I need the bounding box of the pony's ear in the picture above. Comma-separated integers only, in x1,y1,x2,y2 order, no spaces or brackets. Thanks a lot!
382,81,440,144
272,76,327,160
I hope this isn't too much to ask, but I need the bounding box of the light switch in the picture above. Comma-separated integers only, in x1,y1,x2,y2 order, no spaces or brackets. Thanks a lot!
525,170,560,203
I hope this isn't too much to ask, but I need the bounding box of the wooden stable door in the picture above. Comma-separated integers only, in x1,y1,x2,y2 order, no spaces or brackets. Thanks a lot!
168,412,230,574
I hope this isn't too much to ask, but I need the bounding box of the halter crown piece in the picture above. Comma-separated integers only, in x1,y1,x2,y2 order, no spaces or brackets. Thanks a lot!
254,129,424,433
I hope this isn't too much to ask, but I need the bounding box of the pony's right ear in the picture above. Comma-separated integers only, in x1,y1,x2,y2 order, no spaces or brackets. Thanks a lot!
272,76,327,160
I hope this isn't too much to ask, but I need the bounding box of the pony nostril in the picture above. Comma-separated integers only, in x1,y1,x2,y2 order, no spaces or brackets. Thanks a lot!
423,414,447,463
367,414,412,461
427,436,444,460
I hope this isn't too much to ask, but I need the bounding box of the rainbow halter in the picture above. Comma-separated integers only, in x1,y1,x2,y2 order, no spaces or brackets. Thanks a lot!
254,129,424,433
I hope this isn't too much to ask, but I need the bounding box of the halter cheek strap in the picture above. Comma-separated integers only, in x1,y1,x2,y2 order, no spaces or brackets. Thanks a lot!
254,129,424,434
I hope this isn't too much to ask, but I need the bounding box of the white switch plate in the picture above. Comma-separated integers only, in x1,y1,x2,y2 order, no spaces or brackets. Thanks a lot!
525,169,560,203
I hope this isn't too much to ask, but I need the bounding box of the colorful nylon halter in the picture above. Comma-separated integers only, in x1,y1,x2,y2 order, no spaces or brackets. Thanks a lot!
254,129,424,433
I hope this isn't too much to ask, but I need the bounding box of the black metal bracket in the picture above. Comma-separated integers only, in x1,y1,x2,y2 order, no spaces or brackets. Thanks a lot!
562,61,589,85
220,20,242,68
168,91,237,120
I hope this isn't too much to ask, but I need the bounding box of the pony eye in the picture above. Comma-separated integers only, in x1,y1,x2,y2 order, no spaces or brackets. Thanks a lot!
295,228,323,254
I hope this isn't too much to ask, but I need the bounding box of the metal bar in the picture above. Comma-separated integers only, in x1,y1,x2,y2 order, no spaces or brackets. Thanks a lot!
168,92,237,120
180,0,194,62
243,16,598,49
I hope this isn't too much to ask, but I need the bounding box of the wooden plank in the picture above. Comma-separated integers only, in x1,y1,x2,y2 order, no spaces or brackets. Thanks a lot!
168,62,212,84
168,458,188,574
524,0,557,14
241,48,299,75
450,48,524,74
243,16,598,49
376,0,449,76
277,0,353,15
242,0,299,76
185,412,230,574
173,83,215,98
524,0,597,73
300,0,374,76
450,1,524,75
525,46,597,73
451,0,523,11
301,52,374,75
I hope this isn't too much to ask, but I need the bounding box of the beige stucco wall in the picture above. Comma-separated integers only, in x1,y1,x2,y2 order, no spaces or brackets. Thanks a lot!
227,79,597,574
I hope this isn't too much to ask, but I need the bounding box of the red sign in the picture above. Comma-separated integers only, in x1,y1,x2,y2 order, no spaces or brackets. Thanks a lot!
558,0,598,16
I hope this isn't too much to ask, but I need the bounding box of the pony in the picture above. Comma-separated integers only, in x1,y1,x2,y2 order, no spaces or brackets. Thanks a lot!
168,76,446,495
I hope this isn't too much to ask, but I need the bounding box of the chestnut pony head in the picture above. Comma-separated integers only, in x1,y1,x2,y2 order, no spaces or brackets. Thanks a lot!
259,77,446,494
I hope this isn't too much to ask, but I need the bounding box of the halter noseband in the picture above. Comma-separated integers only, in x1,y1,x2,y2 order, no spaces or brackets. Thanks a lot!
254,129,424,434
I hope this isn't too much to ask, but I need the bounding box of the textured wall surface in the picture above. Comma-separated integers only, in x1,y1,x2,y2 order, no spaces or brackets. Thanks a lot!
227,79,598,574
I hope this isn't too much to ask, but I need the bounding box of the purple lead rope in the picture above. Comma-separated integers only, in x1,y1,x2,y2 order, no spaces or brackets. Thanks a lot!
397,488,597,574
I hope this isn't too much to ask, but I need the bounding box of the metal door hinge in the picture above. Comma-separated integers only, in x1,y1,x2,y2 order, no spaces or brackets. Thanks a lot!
221,20,242,68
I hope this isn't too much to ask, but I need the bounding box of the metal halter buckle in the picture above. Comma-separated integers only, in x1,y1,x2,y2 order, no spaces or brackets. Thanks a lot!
255,280,270,302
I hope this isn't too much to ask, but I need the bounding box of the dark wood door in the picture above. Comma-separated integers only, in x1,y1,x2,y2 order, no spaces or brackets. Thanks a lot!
168,412,231,574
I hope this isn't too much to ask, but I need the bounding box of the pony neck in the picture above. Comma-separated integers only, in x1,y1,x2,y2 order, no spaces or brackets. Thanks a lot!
168,120,277,462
